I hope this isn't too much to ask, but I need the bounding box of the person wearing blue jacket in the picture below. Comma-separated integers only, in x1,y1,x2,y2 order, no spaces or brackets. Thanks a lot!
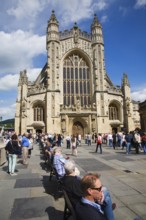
21,133,30,165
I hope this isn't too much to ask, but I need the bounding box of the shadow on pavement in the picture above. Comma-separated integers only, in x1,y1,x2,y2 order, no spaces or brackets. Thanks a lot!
45,206,63,220
42,175,63,200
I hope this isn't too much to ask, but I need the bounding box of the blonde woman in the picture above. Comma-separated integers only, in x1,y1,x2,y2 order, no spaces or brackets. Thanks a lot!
71,135,77,156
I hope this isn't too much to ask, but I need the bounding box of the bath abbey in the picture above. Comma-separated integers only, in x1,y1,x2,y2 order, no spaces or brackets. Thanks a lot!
15,11,140,136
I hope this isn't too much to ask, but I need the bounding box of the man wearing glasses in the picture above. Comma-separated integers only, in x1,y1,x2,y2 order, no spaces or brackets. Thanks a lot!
75,173,115,220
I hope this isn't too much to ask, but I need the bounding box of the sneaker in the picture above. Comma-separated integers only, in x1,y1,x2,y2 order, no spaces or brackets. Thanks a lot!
10,173,18,176
112,203,116,210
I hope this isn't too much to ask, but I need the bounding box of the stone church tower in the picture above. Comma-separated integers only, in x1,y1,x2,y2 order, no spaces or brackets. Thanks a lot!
15,11,140,136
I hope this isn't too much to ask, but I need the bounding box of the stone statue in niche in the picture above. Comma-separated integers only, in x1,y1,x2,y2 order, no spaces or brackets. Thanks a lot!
93,103,96,109
76,98,81,111
126,101,131,116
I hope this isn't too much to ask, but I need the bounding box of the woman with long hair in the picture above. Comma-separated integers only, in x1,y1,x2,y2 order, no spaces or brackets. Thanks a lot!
5,134,20,176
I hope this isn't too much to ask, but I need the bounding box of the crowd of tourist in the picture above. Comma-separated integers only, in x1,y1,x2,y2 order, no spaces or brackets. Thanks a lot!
38,137,117,220
2,128,146,178
1,128,144,219
90,130,146,155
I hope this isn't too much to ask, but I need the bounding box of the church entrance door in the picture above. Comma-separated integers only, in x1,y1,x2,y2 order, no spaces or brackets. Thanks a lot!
72,121,84,138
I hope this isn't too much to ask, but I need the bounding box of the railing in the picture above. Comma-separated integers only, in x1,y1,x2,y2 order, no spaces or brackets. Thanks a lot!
59,30,91,41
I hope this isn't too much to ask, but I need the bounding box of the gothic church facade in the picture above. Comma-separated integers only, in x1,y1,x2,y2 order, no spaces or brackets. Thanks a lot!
15,11,140,136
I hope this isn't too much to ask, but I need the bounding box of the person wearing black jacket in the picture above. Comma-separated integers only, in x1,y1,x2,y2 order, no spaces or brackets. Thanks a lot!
62,162,115,220
62,160,82,208
5,134,20,176
75,173,107,220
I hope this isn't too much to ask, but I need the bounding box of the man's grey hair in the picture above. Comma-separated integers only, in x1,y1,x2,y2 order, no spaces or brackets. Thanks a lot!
64,160,76,175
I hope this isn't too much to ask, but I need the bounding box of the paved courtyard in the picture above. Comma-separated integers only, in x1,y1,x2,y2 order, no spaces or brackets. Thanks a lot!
0,141,146,220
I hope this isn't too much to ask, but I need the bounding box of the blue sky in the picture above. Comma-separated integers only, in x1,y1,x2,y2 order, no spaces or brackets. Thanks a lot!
0,0,146,120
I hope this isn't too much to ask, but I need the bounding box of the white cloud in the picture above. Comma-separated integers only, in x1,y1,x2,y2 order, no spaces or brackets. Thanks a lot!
0,100,4,104
27,68,41,82
0,74,19,91
131,86,146,102
0,104,16,119
51,0,108,27
0,68,41,91
100,15,108,23
7,0,48,29
1,0,110,31
0,30,46,74
134,0,146,9
7,0,46,19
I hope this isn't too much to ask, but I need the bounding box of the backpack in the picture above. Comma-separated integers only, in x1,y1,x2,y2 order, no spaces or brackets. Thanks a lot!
97,136,102,144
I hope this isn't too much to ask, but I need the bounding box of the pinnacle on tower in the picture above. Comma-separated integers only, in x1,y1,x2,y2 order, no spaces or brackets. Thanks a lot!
122,73,130,87
18,70,28,85
48,10,59,25
91,13,100,28
73,22,78,29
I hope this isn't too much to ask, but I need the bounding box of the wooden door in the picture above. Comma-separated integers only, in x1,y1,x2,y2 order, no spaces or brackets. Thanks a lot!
72,121,84,138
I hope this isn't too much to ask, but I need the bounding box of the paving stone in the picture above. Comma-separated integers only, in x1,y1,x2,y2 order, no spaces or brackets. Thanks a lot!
0,188,31,199
114,206,139,220
119,194,146,205
30,187,48,197
0,179,16,189
74,158,115,171
14,178,43,188
128,203,146,218
1,142,146,220
14,173,40,179
0,197,14,220
10,197,53,219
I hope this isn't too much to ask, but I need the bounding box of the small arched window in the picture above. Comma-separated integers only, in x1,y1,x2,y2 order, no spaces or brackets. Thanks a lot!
33,106,44,121
109,104,118,120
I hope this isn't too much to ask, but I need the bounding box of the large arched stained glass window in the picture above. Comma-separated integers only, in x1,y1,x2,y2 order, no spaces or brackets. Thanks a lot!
63,54,91,106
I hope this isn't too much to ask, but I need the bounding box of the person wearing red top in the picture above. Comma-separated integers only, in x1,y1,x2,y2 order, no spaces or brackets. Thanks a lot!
95,134,102,154
141,133,146,153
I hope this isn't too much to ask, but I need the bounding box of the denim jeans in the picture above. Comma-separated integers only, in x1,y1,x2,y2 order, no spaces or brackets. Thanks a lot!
8,154,17,173
103,187,115,220
126,142,131,154
144,145,146,153
95,144,102,154
109,139,113,148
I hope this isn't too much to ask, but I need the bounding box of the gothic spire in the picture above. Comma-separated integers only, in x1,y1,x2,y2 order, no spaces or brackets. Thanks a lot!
122,73,130,87
18,70,28,86
48,10,59,25
91,13,100,28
